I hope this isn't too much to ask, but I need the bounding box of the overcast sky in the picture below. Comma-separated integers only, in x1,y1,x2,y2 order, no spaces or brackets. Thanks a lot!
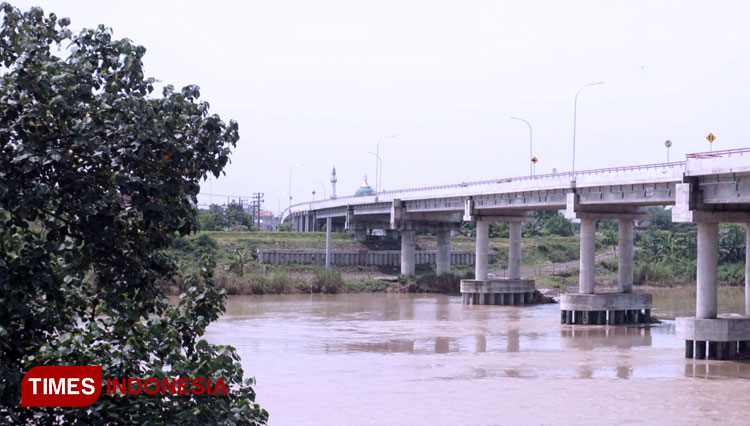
13,1,750,213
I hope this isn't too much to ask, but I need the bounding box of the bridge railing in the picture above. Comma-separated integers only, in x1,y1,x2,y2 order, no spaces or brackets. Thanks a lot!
286,159,687,214
685,147,750,159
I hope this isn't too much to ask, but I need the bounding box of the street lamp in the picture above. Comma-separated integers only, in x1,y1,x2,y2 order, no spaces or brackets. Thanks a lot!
572,81,604,173
288,163,301,210
313,181,326,199
375,134,396,192
277,192,286,218
367,151,380,192
510,116,533,176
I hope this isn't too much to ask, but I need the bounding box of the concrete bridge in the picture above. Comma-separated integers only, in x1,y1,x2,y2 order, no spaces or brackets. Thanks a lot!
283,147,750,360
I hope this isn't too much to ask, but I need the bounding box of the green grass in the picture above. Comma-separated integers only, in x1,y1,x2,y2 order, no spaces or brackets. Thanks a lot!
531,274,569,291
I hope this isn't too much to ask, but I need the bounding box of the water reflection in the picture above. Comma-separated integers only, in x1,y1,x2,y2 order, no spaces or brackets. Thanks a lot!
342,339,415,353
474,335,486,353
616,364,634,379
561,326,652,350
684,360,750,380
204,292,750,426
507,329,520,352
434,337,451,354
650,287,747,319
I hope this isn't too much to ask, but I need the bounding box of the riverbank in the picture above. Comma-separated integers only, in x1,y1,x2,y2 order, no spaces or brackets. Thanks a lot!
163,231,746,296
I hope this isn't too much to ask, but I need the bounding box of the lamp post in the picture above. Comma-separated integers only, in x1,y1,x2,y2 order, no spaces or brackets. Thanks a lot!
572,81,604,173
313,181,326,199
367,152,381,194
510,116,533,176
375,134,396,192
277,192,287,218
288,163,301,210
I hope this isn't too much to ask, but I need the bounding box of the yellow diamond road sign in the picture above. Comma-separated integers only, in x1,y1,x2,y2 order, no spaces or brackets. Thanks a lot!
531,156,538,164
707,133,716,143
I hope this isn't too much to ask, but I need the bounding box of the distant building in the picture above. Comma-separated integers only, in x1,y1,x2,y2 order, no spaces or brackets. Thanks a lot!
354,175,375,197
257,209,278,231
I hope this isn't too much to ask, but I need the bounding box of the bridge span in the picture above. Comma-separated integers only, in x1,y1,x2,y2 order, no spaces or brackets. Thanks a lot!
283,147,750,360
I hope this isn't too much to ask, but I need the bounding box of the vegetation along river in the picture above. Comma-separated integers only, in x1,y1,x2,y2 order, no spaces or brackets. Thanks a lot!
205,288,750,425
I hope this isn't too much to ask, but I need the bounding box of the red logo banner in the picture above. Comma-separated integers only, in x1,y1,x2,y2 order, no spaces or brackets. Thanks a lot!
21,366,102,407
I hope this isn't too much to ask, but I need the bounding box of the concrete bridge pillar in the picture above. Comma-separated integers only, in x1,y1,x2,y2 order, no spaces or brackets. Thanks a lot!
325,217,332,269
617,218,634,293
697,222,718,319
401,229,416,276
509,221,522,280
436,229,451,276
475,220,489,280
746,224,750,317
579,218,596,294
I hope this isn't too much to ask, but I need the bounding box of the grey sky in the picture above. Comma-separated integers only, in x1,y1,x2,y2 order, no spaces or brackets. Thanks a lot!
13,1,750,214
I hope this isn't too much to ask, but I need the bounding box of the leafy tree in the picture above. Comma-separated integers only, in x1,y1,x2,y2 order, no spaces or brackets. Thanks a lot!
542,213,574,237
719,224,746,264
230,246,251,276
647,206,672,230
0,5,266,424
489,221,509,238
276,222,293,232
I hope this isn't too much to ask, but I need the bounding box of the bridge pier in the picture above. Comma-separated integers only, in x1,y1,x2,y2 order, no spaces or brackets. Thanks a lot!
436,229,451,276
676,221,750,360
325,217,332,268
400,229,416,276
561,200,651,325
672,178,750,360
579,217,596,294
697,222,718,319
509,221,522,280
460,208,538,306
617,218,634,293
475,220,489,280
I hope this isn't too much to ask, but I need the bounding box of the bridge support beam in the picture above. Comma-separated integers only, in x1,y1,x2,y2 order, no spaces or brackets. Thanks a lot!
475,220,489,280
401,229,416,276
436,229,451,276
579,218,596,294
697,222,719,319
509,221,522,280
617,219,634,293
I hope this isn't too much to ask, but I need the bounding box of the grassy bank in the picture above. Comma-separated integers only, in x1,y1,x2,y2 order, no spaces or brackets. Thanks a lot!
175,231,592,269
165,230,746,295
536,257,747,292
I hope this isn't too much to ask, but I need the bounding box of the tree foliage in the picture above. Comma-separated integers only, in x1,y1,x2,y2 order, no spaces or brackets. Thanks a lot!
0,4,266,424
541,213,574,237
198,203,255,231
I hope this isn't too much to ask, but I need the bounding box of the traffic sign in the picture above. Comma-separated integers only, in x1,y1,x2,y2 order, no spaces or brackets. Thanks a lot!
665,140,672,148
707,133,716,143
531,156,538,164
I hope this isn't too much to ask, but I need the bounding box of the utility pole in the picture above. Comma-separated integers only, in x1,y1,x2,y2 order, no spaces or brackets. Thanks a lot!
252,192,264,231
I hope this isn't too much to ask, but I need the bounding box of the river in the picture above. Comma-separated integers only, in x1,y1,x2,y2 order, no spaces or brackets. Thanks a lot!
205,287,750,425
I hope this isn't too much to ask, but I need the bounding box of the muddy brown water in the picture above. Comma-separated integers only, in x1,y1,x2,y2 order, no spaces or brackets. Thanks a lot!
205,288,750,425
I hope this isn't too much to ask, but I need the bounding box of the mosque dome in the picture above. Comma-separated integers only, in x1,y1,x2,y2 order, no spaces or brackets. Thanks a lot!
354,175,375,197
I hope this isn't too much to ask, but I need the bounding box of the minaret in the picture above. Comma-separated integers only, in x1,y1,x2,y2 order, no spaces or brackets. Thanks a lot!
330,167,337,199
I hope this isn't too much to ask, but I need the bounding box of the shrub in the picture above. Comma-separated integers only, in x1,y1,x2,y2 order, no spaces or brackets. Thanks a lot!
312,267,345,293
634,262,676,286
537,242,578,263
718,263,745,286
